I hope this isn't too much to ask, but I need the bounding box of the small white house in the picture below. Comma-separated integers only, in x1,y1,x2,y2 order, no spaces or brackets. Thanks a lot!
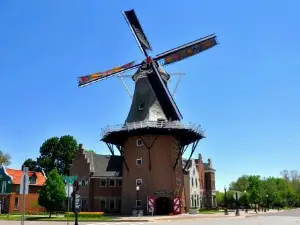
188,159,201,208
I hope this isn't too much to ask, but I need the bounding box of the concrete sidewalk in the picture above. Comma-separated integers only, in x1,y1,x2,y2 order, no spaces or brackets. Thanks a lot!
113,209,282,222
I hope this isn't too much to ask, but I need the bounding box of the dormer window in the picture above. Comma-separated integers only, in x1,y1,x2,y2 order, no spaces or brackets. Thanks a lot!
138,103,144,111
29,176,36,184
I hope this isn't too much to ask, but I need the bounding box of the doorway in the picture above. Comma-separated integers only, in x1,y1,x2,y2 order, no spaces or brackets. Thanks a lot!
155,197,172,215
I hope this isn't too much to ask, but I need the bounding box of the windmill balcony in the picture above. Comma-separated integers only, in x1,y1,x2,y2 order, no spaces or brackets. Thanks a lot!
100,120,205,146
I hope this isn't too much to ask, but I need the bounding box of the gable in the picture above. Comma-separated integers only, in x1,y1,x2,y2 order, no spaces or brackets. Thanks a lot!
0,166,13,193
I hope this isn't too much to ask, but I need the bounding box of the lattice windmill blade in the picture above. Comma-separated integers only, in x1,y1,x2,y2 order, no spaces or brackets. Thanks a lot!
122,9,152,57
154,34,218,66
78,61,140,87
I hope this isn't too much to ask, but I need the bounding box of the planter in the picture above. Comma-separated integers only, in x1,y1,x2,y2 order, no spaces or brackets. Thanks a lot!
189,209,198,214
132,209,144,217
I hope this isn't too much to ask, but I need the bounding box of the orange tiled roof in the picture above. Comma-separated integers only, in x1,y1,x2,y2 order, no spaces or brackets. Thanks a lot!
5,168,46,186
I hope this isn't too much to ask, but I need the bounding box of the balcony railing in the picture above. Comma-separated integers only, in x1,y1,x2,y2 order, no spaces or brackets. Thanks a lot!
101,120,205,137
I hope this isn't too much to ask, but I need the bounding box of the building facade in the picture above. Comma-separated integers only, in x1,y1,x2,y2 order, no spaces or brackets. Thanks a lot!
183,154,217,209
70,144,216,214
0,166,46,213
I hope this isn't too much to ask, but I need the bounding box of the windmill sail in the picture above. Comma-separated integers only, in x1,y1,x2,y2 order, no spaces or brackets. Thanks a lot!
123,9,152,55
155,34,217,66
78,61,138,87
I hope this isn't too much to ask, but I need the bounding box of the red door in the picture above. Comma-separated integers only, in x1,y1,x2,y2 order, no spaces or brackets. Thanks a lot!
173,197,181,214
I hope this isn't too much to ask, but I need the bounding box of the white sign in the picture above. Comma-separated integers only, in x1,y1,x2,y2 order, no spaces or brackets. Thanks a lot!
65,183,73,197
20,174,29,195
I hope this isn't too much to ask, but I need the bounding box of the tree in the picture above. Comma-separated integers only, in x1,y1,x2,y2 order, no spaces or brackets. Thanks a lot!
22,158,41,171
216,191,225,206
247,175,262,205
0,150,11,166
37,135,78,175
38,168,66,217
229,175,249,192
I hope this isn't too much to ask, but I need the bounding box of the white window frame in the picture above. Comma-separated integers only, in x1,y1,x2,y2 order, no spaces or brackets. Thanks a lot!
136,179,142,186
100,179,107,187
136,200,142,207
136,139,143,147
109,179,116,187
117,179,122,187
176,178,181,187
136,158,142,166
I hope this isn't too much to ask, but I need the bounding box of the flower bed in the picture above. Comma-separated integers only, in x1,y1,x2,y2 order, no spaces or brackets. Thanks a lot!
64,212,104,218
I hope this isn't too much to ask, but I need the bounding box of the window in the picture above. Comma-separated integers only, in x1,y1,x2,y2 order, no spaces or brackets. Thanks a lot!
83,180,89,186
136,158,142,166
136,179,142,186
16,186,20,193
14,197,19,210
29,176,36,184
117,199,122,210
2,181,7,193
81,198,87,211
136,139,143,146
100,199,106,209
109,179,115,187
100,179,107,187
195,179,198,188
191,178,194,187
109,199,115,209
136,200,142,207
176,178,181,187
117,179,122,187
138,103,144,111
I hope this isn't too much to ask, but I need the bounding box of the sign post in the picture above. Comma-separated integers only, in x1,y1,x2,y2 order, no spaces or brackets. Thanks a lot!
71,180,81,225
20,167,29,225
62,176,77,225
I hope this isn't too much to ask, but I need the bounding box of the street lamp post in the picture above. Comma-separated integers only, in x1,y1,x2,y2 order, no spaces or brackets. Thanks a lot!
265,194,268,212
244,190,248,213
136,186,140,216
224,186,228,215
235,192,240,216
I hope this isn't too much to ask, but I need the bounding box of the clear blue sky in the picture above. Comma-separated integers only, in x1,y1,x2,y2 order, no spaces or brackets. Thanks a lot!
1,1,299,191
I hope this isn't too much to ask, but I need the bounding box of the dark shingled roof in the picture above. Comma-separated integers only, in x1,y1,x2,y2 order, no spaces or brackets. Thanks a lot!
83,151,123,177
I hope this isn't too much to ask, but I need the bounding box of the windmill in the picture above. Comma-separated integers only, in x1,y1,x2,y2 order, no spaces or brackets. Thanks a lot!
77,9,218,215
77,9,218,121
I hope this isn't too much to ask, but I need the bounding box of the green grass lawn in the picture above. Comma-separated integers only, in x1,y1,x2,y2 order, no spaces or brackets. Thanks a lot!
0,214,115,221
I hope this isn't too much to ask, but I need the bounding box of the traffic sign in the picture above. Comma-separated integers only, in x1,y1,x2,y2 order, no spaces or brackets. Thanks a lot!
20,170,29,195
63,176,78,184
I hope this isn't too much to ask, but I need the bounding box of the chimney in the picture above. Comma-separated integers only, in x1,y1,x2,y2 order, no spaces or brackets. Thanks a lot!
208,158,212,167
198,153,203,163
79,144,84,153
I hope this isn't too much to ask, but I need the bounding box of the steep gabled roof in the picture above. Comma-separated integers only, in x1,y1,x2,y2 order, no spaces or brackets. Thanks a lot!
82,150,123,177
5,168,46,186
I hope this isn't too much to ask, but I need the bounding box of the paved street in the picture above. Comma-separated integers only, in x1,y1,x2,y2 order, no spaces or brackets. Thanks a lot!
0,209,300,225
